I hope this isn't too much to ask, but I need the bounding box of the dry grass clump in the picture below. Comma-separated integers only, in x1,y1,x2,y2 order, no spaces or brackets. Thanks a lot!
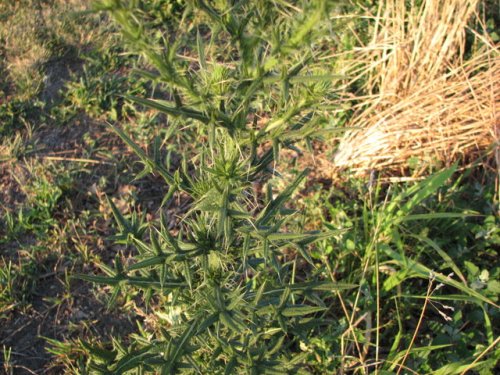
332,0,499,175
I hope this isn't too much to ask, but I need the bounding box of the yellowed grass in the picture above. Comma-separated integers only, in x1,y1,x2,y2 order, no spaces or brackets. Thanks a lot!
332,0,499,175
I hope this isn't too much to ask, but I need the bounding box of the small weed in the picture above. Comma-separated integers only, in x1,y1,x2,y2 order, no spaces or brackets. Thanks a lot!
1,345,13,375
63,47,146,120
3,165,65,239
0,260,17,318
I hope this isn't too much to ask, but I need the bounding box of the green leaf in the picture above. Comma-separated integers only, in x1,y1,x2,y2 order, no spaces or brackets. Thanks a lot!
408,233,467,284
281,305,327,317
390,164,457,216
168,319,198,367
106,195,130,232
112,347,155,374
267,232,316,242
125,95,210,124
197,313,219,333
80,341,117,362
286,0,326,47
196,29,207,70
487,280,500,294
257,169,309,226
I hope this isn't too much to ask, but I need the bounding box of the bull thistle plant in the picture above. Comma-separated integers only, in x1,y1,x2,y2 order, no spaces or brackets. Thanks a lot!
79,1,352,373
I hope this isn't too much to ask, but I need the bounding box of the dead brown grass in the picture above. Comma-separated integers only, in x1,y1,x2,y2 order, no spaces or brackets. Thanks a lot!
331,0,499,175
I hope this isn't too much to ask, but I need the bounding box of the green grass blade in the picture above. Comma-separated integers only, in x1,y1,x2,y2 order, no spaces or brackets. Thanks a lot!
384,247,498,307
